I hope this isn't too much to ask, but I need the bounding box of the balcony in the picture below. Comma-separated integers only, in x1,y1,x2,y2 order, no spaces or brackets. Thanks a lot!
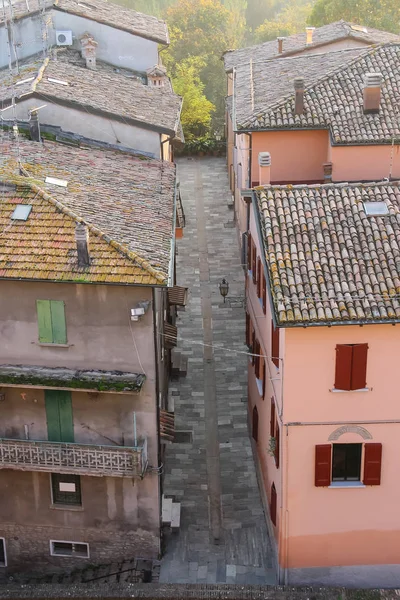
0,437,148,478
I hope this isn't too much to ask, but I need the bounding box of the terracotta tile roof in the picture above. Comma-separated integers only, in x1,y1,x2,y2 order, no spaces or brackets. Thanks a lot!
0,51,182,136
255,181,400,326
235,44,400,144
1,0,169,44
224,20,400,71
0,133,176,284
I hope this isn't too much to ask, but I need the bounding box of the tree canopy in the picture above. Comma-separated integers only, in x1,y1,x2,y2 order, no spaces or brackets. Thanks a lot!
309,0,400,33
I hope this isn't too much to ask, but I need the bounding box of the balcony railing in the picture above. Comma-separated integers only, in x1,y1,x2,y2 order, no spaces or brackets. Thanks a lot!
0,437,148,478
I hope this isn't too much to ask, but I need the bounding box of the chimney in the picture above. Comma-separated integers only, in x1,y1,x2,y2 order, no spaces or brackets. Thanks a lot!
258,152,271,186
277,37,285,54
80,32,98,70
146,64,168,87
323,162,333,182
363,73,382,114
306,26,315,45
294,77,304,115
76,223,90,267
29,109,41,142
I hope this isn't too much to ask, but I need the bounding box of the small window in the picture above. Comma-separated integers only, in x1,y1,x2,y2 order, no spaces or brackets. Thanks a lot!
51,474,81,506
0,538,6,567
36,300,67,344
332,443,362,481
271,321,280,369
334,344,368,390
11,204,32,221
50,540,89,558
270,483,277,526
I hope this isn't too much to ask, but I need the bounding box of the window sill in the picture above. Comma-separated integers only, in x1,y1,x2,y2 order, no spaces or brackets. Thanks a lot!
331,388,369,393
50,504,84,511
36,343,72,348
329,482,365,489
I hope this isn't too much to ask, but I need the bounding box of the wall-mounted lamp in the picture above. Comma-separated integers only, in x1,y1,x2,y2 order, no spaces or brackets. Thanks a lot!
219,278,229,303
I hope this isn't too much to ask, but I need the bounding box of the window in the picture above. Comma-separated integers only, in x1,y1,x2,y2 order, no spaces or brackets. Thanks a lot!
252,406,259,442
36,300,67,344
51,474,81,506
270,398,275,437
270,483,277,526
252,244,257,285
256,257,262,298
50,540,89,558
0,538,6,567
274,422,280,468
332,443,362,481
262,272,267,315
334,344,368,390
254,339,265,398
247,233,252,272
315,443,382,487
271,321,280,368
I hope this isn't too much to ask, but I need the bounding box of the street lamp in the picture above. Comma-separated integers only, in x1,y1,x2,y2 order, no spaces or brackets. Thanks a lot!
219,278,229,303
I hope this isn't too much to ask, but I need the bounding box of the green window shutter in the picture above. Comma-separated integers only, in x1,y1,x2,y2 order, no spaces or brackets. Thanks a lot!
58,391,74,442
45,390,62,441
50,301,67,344
36,300,53,343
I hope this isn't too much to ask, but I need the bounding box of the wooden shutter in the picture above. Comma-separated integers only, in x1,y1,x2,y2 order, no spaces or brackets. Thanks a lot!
270,483,277,526
247,233,252,271
252,245,257,285
261,358,266,398
363,443,382,486
58,391,74,442
256,257,262,297
254,339,261,378
315,444,332,487
274,422,280,468
45,391,74,442
37,300,53,343
270,398,275,437
351,344,368,390
251,327,256,364
252,406,259,442
50,300,67,344
334,344,352,390
245,313,251,347
262,272,267,314
271,322,280,368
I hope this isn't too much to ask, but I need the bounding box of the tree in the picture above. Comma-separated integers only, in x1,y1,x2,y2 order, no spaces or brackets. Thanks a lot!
309,0,400,33
172,59,215,140
254,1,313,43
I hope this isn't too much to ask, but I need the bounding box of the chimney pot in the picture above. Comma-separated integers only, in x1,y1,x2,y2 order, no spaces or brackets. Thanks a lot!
76,223,90,267
363,72,382,114
294,77,305,115
258,152,271,185
306,26,315,45
29,109,41,142
80,32,98,70
277,37,285,54
323,162,333,182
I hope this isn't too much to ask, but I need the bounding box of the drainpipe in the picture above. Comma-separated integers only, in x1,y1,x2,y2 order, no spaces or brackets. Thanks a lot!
167,176,178,288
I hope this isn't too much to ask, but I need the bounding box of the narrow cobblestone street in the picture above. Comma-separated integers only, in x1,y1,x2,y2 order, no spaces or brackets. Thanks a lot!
160,157,277,585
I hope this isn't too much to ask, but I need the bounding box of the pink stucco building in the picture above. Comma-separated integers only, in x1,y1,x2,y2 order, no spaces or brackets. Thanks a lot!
225,24,400,588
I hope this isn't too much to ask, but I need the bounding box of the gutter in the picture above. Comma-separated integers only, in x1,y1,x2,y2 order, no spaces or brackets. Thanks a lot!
167,172,178,288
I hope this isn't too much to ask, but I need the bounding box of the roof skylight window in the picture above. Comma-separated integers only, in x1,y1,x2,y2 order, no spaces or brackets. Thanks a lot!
351,25,368,33
363,201,389,216
11,205,32,221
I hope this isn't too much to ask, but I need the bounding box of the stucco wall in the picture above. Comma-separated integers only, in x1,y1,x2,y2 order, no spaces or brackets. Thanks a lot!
251,130,329,184
330,144,400,182
14,98,161,156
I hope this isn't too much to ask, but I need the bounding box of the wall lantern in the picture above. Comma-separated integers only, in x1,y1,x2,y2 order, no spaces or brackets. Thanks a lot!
219,278,229,303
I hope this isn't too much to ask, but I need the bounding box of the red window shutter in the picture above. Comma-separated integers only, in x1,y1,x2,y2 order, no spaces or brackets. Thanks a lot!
252,245,257,285
351,344,368,390
274,421,280,468
251,327,256,364
270,398,275,437
363,443,382,486
245,313,250,347
334,345,353,390
256,257,262,297
262,359,266,398
252,406,259,442
270,483,277,526
262,272,267,314
271,322,280,368
255,339,261,378
247,233,252,271
315,444,332,487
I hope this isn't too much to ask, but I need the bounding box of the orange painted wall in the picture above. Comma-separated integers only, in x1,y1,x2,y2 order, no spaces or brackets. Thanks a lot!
251,130,329,184
331,144,400,182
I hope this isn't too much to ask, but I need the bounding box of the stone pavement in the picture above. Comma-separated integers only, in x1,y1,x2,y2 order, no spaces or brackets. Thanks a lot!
160,157,277,585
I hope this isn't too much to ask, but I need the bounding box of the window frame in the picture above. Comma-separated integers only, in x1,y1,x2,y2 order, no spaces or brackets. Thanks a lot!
0,538,6,567
50,540,89,558
51,473,82,507
332,443,362,482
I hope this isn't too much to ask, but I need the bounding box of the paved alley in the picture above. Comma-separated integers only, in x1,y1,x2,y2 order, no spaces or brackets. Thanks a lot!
160,157,277,585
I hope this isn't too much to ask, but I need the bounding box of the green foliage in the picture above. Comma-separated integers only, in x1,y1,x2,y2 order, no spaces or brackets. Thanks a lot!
172,58,215,140
309,0,400,33
255,0,313,42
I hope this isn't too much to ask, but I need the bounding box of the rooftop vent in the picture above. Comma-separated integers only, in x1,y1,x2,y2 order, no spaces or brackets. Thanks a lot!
294,77,304,115
363,201,389,216
56,30,73,46
363,72,382,114
277,37,285,54
306,27,315,45
11,205,32,221
258,152,271,167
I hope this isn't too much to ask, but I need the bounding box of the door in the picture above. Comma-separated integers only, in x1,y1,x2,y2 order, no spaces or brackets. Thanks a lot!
45,390,74,442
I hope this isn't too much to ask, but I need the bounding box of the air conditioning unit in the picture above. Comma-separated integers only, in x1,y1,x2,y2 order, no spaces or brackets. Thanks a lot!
131,307,145,321
56,30,73,46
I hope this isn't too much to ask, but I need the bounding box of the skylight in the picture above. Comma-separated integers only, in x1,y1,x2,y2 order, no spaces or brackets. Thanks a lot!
351,25,368,33
363,201,389,216
11,205,32,221
45,176,68,188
